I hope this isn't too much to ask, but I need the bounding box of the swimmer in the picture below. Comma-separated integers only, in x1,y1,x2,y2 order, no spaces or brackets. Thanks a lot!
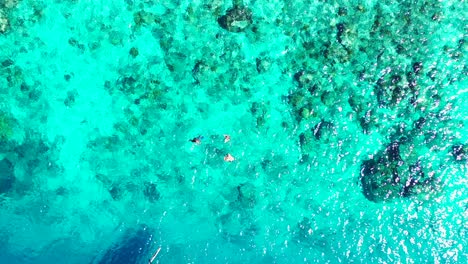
189,135,203,145
224,134,231,143
224,153,235,162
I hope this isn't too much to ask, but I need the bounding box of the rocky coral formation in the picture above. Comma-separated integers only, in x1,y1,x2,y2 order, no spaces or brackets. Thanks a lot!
360,141,437,202
1,0,19,9
0,112,12,141
218,5,252,33
0,9,8,33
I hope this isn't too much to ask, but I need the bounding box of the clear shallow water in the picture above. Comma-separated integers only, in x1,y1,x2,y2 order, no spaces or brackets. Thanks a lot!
0,0,466,263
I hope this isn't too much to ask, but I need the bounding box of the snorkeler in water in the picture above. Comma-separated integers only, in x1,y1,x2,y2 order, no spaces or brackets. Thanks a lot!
189,135,203,145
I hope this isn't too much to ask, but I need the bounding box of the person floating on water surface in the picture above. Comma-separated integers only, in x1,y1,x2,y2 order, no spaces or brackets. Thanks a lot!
190,135,235,162
224,153,235,162
189,135,203,145
190,134,231,144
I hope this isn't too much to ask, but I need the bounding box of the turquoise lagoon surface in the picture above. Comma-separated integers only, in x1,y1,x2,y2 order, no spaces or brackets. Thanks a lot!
0,0,467,263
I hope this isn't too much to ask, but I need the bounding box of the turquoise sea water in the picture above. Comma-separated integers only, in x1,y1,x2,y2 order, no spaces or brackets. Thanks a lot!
0,0,467,263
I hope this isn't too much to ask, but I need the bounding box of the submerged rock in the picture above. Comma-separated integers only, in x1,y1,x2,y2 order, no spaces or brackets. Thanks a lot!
0,158,15,194
64,90,78,107
3,0,19,9
143,182,160,202
297,217,313,240
256,57,271,73
336,22,346,43
0,112,13,141
98,227,154,264
294,217,331,247
451,144,466,161
1,59,14,67
133,10,156,26
374,69,419,107
360,158,399,202
385,141,402,163
287,91,306,108
413,117,426,129
108,185,123,200
359,110,376,134
360,142,403,202
312,120,334,140
129,47,139,58
218,6,253,33
320,91,336,106
338,7,348,16
299,130,314,147
300,107,311,119
293,70,315,88
412,62,423,74
237,183,256,208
